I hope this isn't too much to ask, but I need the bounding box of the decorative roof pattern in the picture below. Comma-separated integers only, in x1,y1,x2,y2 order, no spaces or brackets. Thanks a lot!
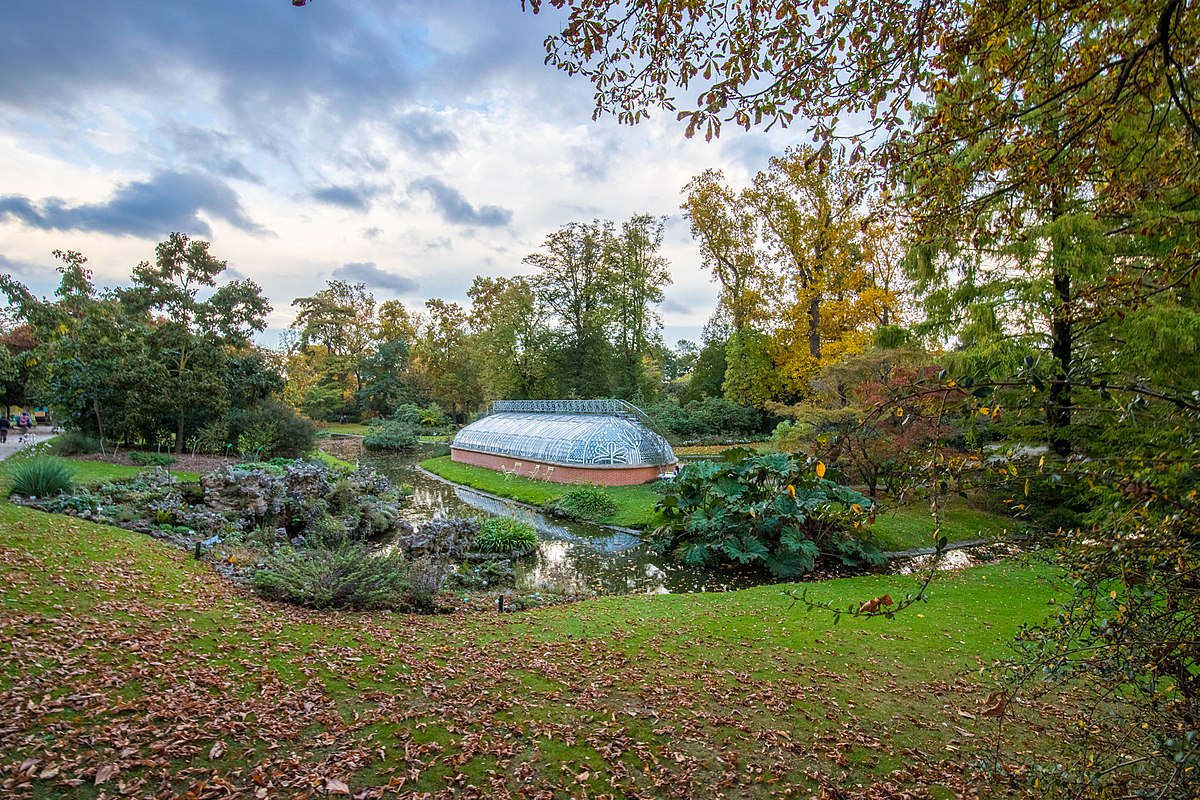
452,404,676,468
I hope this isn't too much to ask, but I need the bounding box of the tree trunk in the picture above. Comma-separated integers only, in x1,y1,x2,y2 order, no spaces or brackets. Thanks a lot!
808,295,822,361
1048,268,1072,457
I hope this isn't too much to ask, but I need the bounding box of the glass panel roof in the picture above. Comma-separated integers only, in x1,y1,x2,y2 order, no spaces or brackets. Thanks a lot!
452,404,676,468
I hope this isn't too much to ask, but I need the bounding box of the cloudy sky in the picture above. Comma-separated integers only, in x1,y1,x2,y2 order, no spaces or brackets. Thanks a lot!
1,1,798,348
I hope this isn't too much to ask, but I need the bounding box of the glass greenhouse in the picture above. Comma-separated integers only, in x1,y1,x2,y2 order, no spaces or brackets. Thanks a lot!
451,399,676,468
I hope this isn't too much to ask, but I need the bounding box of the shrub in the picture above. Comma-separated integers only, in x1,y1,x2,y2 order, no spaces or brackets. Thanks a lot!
130,451,175,467
474,517,538,554
644,396,766,440
405,556,451,608
546,486,617,521
195,420,231,456
419,403,451,429
250,543,411,610
769,419,816,453
363,417,420,451
7,457,76,498
226,402,318,458
52,430,101,455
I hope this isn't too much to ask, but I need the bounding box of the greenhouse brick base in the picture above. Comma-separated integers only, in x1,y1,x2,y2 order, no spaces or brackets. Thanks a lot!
450,447,668,486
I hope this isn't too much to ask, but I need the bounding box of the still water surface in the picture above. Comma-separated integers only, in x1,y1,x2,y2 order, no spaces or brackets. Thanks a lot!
322,438,772,596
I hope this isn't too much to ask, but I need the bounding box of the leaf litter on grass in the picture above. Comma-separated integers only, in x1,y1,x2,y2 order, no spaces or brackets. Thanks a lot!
0,511,1069,799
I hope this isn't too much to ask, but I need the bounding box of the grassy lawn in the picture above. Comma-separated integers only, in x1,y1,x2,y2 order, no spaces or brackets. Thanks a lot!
421,455,1017,547
0,498,1069,798
2,451,203,487
317,421,372,436
867,499,1018,552
421,455,662,528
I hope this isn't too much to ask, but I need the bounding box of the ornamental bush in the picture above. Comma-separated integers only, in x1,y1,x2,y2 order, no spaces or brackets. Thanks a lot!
654,449,875,578
7,457,75,498
474,516,538,555
545,485,617,521
362,417,420,451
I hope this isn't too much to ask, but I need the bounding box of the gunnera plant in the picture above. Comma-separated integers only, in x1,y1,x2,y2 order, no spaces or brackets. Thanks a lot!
474,516,538,555
7,457,75,498
546,485,617,522
251,542,411,611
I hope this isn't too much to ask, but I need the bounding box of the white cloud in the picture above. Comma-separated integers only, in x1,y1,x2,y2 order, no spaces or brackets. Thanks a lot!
0,1,795,350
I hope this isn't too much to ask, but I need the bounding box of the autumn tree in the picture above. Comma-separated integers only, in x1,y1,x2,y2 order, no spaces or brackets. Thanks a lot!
290,280,378,411
680,169,768,336
409,299,481,421
748,146,901,396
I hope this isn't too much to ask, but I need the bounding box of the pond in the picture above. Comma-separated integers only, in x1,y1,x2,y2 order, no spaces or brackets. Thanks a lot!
321,438,773,597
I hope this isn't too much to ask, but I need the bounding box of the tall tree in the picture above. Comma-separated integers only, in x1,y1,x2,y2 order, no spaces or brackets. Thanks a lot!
681,170,769,335
525,220,615,397
118,233,270,453
410,299,481,421
608,214,672,398
748,146,900,397
290,280,378,406
467,275,554,401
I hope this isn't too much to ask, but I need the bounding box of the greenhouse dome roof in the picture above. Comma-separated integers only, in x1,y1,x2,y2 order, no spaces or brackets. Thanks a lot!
451,400,676,468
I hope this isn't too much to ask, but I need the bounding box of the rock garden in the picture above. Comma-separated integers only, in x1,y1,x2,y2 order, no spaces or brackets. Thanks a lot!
6,455,539,613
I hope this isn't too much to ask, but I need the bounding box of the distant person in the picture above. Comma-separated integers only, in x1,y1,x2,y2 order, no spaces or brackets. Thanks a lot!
0,415,8,443
17,410,31,438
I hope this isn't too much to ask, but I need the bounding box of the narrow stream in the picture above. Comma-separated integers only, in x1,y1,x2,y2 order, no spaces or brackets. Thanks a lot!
321,438,772,596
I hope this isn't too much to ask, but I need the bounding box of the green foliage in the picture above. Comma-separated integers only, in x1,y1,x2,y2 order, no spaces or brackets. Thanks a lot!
473,517,538,555
545,485,618,522
448,559,514,590
655,451,873,578
362,416,420,451
250,543,412,611
722,330,781,408
225,401,317,458
769,419,813,453
129,451,175,467
7,457,75,498
645,396,765,440
51,430,102,456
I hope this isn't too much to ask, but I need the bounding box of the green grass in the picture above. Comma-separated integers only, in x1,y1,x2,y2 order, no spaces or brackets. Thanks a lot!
316,421,372,436
0,498,1070,798
868,499,1018,551
2,452,203,491
421,455,663,528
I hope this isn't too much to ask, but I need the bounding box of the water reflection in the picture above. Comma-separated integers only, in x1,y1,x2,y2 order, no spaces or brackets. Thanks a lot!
328,440,773,596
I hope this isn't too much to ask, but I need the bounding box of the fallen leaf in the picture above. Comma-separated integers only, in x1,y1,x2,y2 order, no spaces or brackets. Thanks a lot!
94,764,118,786
209,741,226,760
326,777,351,795
980,691,1008,717
38,766,60,780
